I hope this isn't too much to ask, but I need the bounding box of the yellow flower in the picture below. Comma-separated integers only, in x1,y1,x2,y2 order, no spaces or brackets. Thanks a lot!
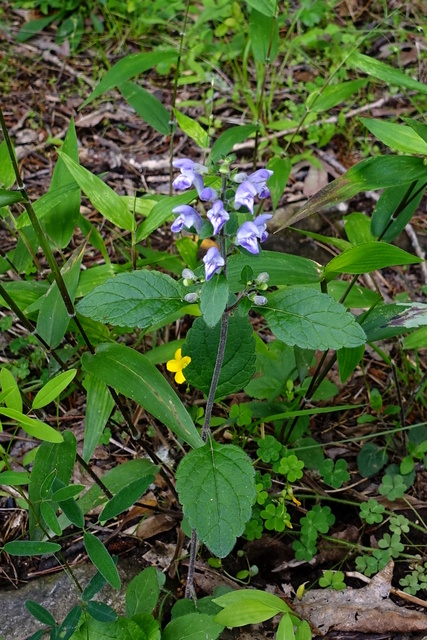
166,348,191,384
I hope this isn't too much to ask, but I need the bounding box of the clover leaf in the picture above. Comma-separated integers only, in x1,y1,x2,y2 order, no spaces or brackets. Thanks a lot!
319,458,350,489
278,454,304,482
256,435,283,463
359,499,385,524
379,473,406,501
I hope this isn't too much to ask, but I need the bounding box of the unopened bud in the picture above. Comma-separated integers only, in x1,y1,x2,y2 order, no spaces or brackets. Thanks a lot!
184,292,199,304
252,294,268,306
256,272,269,284
233,171,248,183
182,268,195,280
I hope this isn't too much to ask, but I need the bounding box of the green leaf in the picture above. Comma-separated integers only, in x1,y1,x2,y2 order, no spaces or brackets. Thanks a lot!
16,13,58,41
0,470,30,486
83,532,121,590
227,251,322,290
40,501,62,536
357,443,388,477
347,51,427,94
266,157,291,210
245,0,276,17
200,274,228,328
277,613,296,640
176,440,255,557
0,407,63,443
58,605,82,640
275,156,427,231
371,181,425,242
44,118,81,248
126,567,160,617
32,370,77,410
262,288,366,350
0,189,24,207
213,590,288,625
82,375,115,462
337,344,365,382
324,242,421,278
210,125,257,164
73,616,147,640
100,475,154,523
0,139,17,189
16,183,80,230
81,343,202,449
36,243,84,348
58,152,134,231
250,10,278,63
308,79,367,113
0,368,22,412
86,601,118,623
81,51,177,108
163,613,223,640
51,484,85,501
173,109,209,149
387,303,427,329
360,118,427,155
360,303,413,342
135,190,197,243
4,540,61,555
77,270,185,331
402,117,427,144
25,600,56,627
183,315,256,399
119,81,170,135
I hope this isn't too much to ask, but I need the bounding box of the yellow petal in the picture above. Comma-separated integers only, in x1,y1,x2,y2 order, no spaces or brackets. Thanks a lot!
174,348,183,360
175,370,186,384
167,360,179,372
181,356,191,369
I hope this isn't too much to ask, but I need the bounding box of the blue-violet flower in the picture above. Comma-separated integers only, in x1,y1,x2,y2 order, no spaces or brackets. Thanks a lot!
253,213,272,242
207,200,230,235
234,180,257,214
203,247,225,281
171,205,203,233
172,158,216,202
235,221,262,254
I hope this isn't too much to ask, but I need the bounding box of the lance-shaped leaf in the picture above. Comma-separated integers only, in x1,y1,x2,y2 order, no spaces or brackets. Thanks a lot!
119,81,170,135
83,532,121,589
176,440,256,557
77,270,185,331
0,408,63,443
0,189,24,207
371,180,426,242
173,109,209,149
262,288,366,350
32,369,77,410
81,343,202,449
82,374,115,462
360,118,427,155
347,51,427,94
324,242,421,279
274,156,427,231
245,0,277,17
4,541,61,556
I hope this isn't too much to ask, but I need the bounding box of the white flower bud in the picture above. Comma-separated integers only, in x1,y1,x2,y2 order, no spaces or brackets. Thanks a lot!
233,171,248,183
182,268,195,280
184,292,199,304
252,294,268,306
256,272,270,284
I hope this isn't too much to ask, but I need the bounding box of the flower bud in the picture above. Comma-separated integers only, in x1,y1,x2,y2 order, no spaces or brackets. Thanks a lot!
184,292,199,304
256,271,269,284
251,294,268,306
182,268,195,280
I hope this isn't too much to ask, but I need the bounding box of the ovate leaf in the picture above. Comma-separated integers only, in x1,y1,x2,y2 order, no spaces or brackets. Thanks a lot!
176,440,256,557
173,109,209,149
126,567,160,617
162,613,223,640
200,274,229,328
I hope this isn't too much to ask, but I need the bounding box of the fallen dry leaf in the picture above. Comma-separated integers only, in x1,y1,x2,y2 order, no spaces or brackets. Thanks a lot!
293,561,427,635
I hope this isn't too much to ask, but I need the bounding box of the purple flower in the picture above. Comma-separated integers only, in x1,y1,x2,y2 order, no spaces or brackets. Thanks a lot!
235,221,261,254
171,205,203,233
248,169,273,199
207,200,230,235
172,158,212,200
199,187,218,202
234,180,258,213
203,247,225,280
253,213,272,242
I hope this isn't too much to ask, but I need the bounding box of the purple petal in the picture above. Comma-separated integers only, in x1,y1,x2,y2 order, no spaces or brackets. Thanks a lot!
253,214,272,243
192,172,205,197
248,169,273,183
207,200,229,235
257,185,271,199
235,221,260,254
234,181,257,214
199,187,218,202
173,158,195,170
203,247,225,280
171,205,203,233
173,173,194,191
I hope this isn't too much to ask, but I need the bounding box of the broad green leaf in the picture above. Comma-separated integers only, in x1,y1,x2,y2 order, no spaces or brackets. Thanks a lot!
119,81,170,135
200,274,228,328
176,440,256,557
403,326,427,349
135,190,197,242
174,109,209,149
0,189,24,207
51,484,85,501
81,51,178,108
324,242,421,278
82,375,114,462
16,183,80,230
100,475,154,522
307,79,367,113
0,139,17,188
4,540,61,555
214,589,290,610
360,118,427,155
343,212,373,245
58,152,134,231
44,119,81,247
360,303,413,342
126,567,160,617
326,280,381,308
32,369,77,410
402,117,427,144
337,344,365,382
210,125,257,164
267,156,291,210
0,368,22,412
245,0,276,17
295,619,312,640
86,601,118,623
0,408,63,442
162,613,223,640
227,250,322,290
262,288,366,350
250,10,278,64
371,181,426,242
36,243,84,348
277,614,296,640
74,616,148,640
83,532,121,589
0,470,30,485
77,270,185,330
29,431,76,539
275,156,427,231
357,443,388,477
214,596,286,625
183,315,256,399
25,600,56,627
347,51,427,94
81,343,202,449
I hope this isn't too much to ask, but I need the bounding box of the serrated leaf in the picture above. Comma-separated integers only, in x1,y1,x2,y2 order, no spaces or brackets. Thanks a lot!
83,532,121,589
200,274,229,328
58,152,134,231
0,368,22,412
81,343,202,449
176,440,255,557
5,540,61,555
210,125,257,164
324,242,421,278
25,600,56,626
360,118,427,155
81,51,177,108
163,613,223,640
262,288,366,350
173,109,209,149
119,81,170,135
32,370,77,410
347,51,427,94
183,315,256,399
82,374,114,462
0,407,63,442
100,475,154,522
77,270,185,330
126,567,160,617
